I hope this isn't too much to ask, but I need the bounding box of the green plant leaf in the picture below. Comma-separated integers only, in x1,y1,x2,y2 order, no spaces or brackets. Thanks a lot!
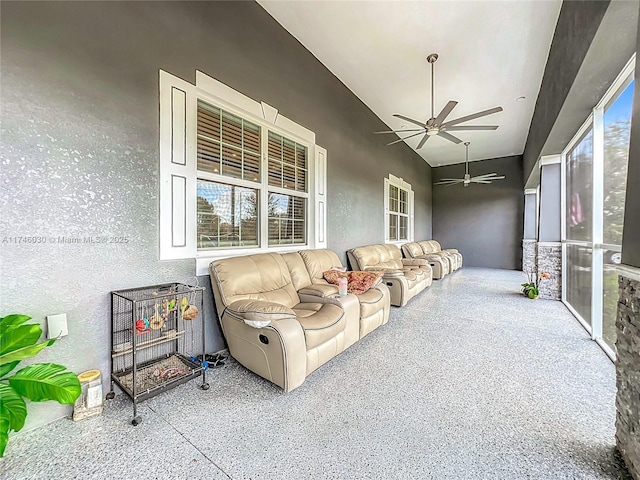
528,290,536,299
9,363,81,404
0,314,32,335
0,324,42,356
0,383,27,433
0,362,19,379
0,415,9,458
0,338,55,366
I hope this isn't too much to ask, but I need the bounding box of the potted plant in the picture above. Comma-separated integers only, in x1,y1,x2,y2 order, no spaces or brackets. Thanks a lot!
521,270,551,299
0,314,81,457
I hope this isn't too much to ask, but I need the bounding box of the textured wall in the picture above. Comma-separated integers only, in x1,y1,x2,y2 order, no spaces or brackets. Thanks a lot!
522,240,536,276
0,1,430,430
616,275,640,479
522,0,609,181
432,156,524,270
539,163,561,242
621,4,640,269
523,193,537,239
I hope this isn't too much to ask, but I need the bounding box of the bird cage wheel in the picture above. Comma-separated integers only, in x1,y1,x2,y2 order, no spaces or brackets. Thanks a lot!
131,416,142,426
201,382,210,391
105,391,115,400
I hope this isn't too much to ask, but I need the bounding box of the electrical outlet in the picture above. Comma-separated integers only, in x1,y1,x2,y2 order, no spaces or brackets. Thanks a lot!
46,313,68,339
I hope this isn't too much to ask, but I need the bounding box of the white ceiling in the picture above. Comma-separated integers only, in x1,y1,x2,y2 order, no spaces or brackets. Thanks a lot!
258,0,562,167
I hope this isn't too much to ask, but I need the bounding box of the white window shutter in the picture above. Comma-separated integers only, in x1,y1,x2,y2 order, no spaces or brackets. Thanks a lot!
409,190,415,241
159,71,197,260
315,145,327,248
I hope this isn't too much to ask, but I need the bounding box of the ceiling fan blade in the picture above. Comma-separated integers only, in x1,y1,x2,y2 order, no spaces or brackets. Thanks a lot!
472,174,506,180
434,100,458,126
445,125,499,131
373,128,425,134
471,180,493,184
386,131,425,146
392,114,426,127
434,179,464,185
437,131,463,144
442,106,503,127
416,132,431,149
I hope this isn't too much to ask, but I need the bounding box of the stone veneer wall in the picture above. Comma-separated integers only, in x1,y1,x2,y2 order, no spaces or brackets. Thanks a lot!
616,274,640,480
536,243,562,300
523,240,537,277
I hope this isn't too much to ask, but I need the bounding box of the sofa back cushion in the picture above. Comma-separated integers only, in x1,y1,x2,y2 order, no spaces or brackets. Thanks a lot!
431,240,443,251
299,249,343,283
282,252,313,291
418,241,435,254
210,253,300,309
349,244,403,270
402,242,423,258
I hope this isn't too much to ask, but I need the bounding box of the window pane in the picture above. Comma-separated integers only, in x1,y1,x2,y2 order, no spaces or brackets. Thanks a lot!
267,132,307,192
197,180,258,249
399,216,408,240
389,185,398,213
197,101,261,181
268,193,306,245
603,80,633,245
389,214,398,240
602,251,621,352
566,244,592,325
399,189,408,215
565,129,593,242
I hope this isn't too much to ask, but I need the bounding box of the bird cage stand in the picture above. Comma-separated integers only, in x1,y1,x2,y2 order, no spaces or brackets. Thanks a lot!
109,282,208,425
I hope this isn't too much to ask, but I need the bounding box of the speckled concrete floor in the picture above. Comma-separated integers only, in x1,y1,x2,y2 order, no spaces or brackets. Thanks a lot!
1,268,631,480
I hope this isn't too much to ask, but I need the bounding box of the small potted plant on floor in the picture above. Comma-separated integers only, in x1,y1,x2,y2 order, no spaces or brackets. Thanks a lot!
521,271,551,299
0,313,81,457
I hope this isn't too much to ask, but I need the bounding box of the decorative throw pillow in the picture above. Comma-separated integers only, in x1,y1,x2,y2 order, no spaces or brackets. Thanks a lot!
322,270,383,295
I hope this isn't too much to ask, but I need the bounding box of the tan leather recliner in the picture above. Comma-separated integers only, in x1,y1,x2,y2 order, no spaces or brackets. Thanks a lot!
419,240,462,271
401,242,449,279
347,244,432,307
293,249,391,339
432,240,463,269
209,252,359,392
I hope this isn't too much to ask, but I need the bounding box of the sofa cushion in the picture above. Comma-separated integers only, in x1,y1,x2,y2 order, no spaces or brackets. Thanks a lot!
299,249,344,283
356,287,385,319
292,303,346,349
210,253,300,308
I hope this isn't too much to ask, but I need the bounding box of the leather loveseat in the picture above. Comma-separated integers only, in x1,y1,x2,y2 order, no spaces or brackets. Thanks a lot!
209,251,390,392
401,242,449,279
418,240,462,271
347,244,432,307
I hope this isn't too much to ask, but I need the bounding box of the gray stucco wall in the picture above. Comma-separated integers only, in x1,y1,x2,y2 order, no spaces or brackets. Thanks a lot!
0,1,431,430
432,156,524,270
523,193,537,239
538,163,561,243
522,0,609,182
621,6,640,269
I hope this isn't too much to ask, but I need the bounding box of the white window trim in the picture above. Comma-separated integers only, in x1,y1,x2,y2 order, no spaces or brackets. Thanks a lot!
159,70,327,275
384,174,414,245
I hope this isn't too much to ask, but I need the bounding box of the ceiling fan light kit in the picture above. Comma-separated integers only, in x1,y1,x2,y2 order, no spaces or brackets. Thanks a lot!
433,142,506,187
375,53,503,149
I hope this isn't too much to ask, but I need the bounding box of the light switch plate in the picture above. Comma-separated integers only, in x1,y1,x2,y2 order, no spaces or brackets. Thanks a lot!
46,313,68,339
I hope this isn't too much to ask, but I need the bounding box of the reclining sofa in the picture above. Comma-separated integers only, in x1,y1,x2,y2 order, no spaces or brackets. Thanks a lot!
347,244,432,307
401,242,450,279
209,250,390,392
419,240,462,271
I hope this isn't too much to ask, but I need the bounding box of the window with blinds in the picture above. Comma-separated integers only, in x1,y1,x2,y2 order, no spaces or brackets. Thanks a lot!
197,102,261,181
385,175,413,243
196,100,308,250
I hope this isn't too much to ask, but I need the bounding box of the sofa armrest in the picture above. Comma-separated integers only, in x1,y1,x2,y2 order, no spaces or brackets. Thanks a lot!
226,299,296,328
402,258,428,267
299,283,339,298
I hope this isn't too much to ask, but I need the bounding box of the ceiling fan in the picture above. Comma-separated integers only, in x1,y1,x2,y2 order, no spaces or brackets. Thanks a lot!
375,53,503,149
434,142,505,187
